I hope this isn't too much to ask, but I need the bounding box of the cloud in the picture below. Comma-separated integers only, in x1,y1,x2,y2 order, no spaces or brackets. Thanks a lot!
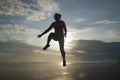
26,11,46,21
0,36,18,42
94,20,119,24
0,24,40,35
0,0,30,16
37,0,59,12
0,24,41,46
0,37,68,63
0,0,59,21
66,27,95,41
0,38,45,63
105,30,120,42
0,39,40,54
69,40,120,61
68,27,94,33
107,31,120,37
26,0,59,21
75,18,86,23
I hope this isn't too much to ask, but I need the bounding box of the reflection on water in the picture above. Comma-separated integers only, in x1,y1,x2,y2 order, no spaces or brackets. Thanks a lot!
62,72,69,75
57,61,71,68
54,70,72,80
79,72,86,78
0,62,120,80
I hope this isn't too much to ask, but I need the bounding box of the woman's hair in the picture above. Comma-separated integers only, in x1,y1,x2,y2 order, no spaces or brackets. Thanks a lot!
54,13,62,21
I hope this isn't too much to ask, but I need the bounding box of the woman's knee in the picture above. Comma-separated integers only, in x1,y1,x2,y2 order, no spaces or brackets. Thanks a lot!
49,32,54,38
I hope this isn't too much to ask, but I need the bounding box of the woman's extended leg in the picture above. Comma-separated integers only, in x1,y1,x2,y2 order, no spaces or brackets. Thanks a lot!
59,36,66,67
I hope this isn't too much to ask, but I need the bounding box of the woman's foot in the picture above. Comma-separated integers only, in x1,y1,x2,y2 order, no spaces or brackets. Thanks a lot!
63,60,66,67
43,44,50,50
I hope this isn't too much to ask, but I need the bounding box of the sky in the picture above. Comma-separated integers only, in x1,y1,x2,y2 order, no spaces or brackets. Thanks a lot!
0,0,120,63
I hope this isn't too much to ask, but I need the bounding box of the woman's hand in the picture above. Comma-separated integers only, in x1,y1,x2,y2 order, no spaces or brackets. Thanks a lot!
37,34,42,38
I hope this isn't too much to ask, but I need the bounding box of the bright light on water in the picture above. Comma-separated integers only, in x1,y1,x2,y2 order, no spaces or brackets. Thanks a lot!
58,61,70,68
62,72,69,75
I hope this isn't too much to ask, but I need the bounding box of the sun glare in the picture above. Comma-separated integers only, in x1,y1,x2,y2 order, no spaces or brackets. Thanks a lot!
49,33,74,51
65,33,73,50
58,61,70,67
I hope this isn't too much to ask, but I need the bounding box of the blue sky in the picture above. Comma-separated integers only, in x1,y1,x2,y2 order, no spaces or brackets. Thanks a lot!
0,0,120,42
0,0,120,63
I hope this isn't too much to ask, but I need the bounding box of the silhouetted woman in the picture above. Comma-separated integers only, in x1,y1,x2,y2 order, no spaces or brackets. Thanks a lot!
38,13,67,67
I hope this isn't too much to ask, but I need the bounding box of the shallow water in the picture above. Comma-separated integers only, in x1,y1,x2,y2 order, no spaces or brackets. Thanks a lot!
0,62,120,80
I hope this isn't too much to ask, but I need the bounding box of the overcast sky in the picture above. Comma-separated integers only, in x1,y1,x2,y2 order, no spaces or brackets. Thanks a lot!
0,0,120,63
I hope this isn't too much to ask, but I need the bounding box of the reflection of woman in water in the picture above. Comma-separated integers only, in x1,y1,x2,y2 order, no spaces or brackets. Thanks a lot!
38,13,67,67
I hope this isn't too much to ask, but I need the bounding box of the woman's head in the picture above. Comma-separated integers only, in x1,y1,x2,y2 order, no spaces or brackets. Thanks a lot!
54,13,62,21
